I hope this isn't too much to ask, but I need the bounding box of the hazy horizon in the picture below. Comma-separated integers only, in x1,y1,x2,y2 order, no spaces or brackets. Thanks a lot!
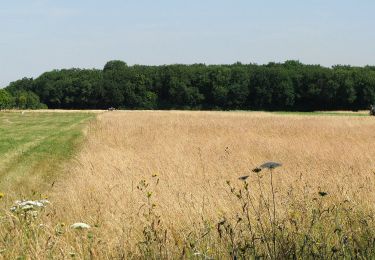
1,0,374,87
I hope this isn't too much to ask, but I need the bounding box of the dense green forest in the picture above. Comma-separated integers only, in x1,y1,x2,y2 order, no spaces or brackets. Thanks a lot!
0,88,46,110
1,60,375,111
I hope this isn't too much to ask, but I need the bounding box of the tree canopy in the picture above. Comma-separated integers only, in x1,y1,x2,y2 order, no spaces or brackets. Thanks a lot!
4,60,375,111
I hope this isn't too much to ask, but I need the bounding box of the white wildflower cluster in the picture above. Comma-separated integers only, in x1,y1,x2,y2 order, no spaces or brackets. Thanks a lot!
10,199,50,213
70,222,91,230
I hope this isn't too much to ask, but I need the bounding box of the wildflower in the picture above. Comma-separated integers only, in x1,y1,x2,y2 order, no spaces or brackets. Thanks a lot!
238,175,249,181
259,162,282,169
71,223,91,230
21,205,34,211
252,162,281,173
193,252,213,260
39,199,50,205
252,167,262,173
29,210,39,217
0,193,4,199
10,199,50,212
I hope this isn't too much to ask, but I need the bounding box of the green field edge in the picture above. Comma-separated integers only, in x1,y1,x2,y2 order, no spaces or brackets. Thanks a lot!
0,112,96,197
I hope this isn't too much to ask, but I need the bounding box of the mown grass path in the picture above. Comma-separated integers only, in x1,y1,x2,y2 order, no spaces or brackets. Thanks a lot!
0,111,94,197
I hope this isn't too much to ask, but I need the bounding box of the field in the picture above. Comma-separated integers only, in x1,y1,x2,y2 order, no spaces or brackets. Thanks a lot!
1,110,375,259
0,111,94,196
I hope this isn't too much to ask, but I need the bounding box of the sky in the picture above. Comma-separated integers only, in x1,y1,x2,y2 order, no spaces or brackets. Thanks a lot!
1,0,374,87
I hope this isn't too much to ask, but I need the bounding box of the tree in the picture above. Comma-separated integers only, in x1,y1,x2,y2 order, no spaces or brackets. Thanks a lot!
102,61,127,107
6,78,34,94
13,91,46,109
0,89,13,109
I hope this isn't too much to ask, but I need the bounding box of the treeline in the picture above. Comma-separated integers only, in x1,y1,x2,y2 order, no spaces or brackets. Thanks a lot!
0,88,46,110
2,60,375,111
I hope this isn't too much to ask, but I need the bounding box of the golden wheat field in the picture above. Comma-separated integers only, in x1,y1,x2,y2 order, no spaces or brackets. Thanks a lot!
2,111,375,259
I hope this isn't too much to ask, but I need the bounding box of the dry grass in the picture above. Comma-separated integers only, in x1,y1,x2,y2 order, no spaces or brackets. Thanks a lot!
1,111,375,258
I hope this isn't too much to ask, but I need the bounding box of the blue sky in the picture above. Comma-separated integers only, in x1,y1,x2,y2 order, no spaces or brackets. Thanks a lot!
1,0,374,86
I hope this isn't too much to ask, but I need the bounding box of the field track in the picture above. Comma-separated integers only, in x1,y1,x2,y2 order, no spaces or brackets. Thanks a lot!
0,111,94,196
